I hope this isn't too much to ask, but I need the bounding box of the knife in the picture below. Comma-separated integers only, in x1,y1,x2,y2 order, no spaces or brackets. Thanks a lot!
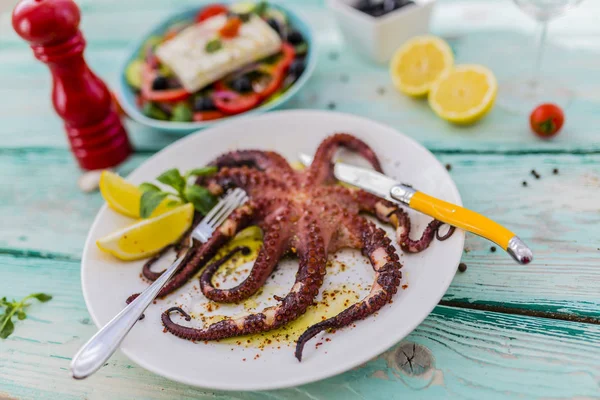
298,153,533,265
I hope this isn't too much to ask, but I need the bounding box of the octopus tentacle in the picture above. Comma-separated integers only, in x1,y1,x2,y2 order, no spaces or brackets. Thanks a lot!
295,217,402,361
128,204,255,302
355,189,454,253
305,133,383,186
208,150,296,181
200,224,292,303
206,166,288,199
161,219,329,341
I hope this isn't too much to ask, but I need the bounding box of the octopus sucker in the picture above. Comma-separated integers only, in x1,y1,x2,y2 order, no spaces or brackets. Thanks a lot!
137,133,453,360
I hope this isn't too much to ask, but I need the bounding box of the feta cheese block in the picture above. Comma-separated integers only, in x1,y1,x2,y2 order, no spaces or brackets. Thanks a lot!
155,14,282,93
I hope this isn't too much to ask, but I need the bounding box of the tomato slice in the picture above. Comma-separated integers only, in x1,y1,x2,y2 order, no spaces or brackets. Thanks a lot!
214,92,261,115
141,63,190,103
193,110,226,121
219,17,242,38
196,4,228,23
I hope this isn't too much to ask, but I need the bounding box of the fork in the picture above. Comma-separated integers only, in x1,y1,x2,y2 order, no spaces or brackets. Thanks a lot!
70,188,248,380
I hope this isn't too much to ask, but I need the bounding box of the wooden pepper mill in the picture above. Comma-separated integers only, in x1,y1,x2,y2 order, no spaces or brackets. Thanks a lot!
12,0,132,170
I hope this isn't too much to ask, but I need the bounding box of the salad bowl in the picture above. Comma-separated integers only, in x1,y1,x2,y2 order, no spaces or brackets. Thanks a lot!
116,1,316,135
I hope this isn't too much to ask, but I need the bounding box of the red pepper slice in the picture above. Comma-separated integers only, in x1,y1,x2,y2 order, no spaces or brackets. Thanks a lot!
255,43,295,99
141,63,190,103
211,43,296,113
196,4,228,23
214,92,261,115
193,110,225,121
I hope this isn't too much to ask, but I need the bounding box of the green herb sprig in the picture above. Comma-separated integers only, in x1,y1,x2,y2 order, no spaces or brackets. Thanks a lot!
0,293,52,339
139,167,218,218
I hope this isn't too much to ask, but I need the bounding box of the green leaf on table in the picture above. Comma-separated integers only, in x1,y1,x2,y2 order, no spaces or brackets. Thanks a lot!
0,297,10,308
0,317,14,339
29,293,52,302
157,169,186,195
185,185,218,215
139,182,162,194
140,191,168,218
17,310,26,320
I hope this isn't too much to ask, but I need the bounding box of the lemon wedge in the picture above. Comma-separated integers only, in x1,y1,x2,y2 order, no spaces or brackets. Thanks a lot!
428,64,497,125
390,35,454,97
96,203,194,261
99,170,172,218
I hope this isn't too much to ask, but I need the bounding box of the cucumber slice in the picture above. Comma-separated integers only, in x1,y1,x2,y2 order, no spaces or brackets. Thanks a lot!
171,103,193,122
264,8,287,24
229,1,256,14
125,59,144,90
142,102,169,120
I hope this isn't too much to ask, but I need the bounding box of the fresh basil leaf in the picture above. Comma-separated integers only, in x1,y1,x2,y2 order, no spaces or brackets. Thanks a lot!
17,310,26,320
0,297,10,308
139,182,161,194
157,169,186,195
0,317,14,339
140,191,168,218
185,185,218,215
205,39,222,53
30,293,52,302
186,166,218,178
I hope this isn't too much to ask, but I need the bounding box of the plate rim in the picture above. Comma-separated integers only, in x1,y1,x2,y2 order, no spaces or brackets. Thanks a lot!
80,109,465,391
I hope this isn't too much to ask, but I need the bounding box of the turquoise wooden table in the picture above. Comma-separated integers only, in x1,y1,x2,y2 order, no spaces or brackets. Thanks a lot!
2,0,600,398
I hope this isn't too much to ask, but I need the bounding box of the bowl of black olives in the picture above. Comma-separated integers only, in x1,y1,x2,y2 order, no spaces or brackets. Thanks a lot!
326,0,435,64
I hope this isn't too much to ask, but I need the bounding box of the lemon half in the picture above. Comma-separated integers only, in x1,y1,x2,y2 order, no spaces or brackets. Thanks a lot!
99,171,173,218
428,64,497,125
96,203,194,261
390,35,454,97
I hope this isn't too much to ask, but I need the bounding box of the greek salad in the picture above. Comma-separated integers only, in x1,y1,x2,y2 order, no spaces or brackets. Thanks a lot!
125,1,308,122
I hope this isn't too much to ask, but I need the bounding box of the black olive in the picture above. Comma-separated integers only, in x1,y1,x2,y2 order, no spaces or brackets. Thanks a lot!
231,76,253,93
151,76,169,91
355,0,372,12
289,59,305,77
266,18,281,35
194,96,216,111
286,30,304,45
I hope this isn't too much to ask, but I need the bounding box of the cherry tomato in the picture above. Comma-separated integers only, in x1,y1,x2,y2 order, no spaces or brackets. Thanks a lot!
196,4,228,23
219,17,242,39
530,103,564,139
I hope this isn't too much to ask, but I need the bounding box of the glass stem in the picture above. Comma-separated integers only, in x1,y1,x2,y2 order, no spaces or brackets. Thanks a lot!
531,21,548,88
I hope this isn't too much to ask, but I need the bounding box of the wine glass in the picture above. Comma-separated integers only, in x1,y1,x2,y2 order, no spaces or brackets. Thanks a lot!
497,0,584,113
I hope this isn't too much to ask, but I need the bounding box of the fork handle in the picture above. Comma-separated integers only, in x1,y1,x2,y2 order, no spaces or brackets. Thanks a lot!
70,247,190,379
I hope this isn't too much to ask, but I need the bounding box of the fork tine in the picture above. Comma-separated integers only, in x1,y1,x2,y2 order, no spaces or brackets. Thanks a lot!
204,188,242,226
206,189,243,227
210,190,246,229
207,189,246,228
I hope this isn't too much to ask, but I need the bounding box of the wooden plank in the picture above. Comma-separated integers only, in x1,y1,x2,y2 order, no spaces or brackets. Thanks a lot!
1,150,599,318
1,254,599,400
1,1,600,152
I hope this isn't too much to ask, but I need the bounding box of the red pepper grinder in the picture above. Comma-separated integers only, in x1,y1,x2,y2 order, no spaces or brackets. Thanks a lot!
12,0,132,170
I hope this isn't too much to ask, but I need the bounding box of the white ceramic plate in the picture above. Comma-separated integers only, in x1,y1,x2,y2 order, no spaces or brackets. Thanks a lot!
81,110,464,391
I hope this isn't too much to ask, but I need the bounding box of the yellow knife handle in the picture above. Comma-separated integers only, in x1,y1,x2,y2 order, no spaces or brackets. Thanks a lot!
404,190,533,265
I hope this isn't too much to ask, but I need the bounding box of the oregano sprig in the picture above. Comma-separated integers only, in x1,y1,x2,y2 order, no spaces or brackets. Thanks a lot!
139,166,218,218
0,293,52,339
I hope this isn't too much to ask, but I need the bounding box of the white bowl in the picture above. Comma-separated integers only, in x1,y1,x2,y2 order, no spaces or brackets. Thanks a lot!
326,0,436,64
